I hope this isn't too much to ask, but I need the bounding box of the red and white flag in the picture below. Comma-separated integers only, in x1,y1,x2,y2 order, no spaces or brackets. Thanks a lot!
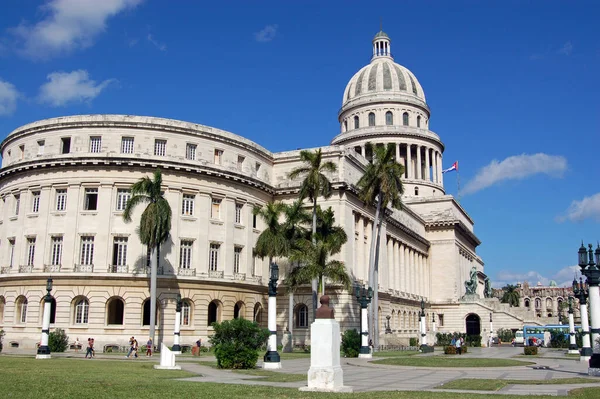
442,161,458,174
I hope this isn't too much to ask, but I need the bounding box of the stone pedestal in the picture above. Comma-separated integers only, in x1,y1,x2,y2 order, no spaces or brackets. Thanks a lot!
154,343,181,370
300,318,352,393
282,331,293,353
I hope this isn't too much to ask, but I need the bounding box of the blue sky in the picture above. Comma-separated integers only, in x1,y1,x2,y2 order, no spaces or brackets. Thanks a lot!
0,1,599,288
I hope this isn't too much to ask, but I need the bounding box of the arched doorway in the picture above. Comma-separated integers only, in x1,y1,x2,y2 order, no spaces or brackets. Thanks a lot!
465,313,481,336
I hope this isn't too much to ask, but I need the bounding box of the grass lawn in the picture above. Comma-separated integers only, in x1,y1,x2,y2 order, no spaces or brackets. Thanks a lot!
232,369,307,382
372,357,534,367
373,350,419,358
1,356,599,399
437,378,600,391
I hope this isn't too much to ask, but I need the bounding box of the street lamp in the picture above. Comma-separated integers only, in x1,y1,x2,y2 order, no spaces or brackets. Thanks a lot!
355,283,373,358
385,315,392,334
36,277,53,359
578,242,600,371
432,313,437,334
263,262,281,369
419,299,428,350
172,294,183,353
567,296,579,354
573,276,592,360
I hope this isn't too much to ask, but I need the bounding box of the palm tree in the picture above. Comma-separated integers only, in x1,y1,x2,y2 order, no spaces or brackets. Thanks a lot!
501,284,520,307
253,201,289,267
356,142,405,349
315,206,347,255
288,149,337,318
123,169,172,344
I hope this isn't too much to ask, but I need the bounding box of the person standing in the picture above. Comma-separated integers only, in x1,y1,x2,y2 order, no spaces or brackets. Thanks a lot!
146,338,153,357
455,336,462,355
85,338,94,359
132,337,139,358
127,336,135,358
74,337,81,353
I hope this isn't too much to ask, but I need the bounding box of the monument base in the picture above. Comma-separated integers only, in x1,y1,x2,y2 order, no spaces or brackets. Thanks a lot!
156,343,179,370
581,356,591,362
154,365,181,370
35,354,51,359
358,353,372,359
568,350,580,355
263,361,282,370
460,293,480,302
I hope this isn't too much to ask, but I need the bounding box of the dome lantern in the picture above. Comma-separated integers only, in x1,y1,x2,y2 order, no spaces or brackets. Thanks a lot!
372,31,392,60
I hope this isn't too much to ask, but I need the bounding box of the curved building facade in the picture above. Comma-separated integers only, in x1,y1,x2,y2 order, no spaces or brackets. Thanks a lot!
0,32,520,351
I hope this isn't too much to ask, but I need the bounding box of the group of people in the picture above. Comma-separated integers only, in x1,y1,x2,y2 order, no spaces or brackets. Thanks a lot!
126,337,154,358
451,337,465,354
85,338,95,359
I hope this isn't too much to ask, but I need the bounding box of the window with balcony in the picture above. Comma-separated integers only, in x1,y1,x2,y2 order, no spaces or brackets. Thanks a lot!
214,149,223,165
26,237,35,266
31,191,40,213
235,203,243,224
186,143,197,160
61,137,71,154
55,189,67,211
89,136,102,153
211,198,221,219
182,194,194,216
84,188,98,211
116,189,130,211
112,237,128,267
80,236,94,266
121,137,134,154
233,246,242,274
154,139,167,156
209,243,220,271
180,240,193,269
50,236,63,266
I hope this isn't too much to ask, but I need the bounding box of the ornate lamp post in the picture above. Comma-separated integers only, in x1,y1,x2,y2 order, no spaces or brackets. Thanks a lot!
578,243,600,371
567,297,579,354
36,277,53,359
172,294,182,354
573,276,592,361
419,299,428,349
432,313,437,334
385,315,392,334
263,262,281,369
355,284,373,358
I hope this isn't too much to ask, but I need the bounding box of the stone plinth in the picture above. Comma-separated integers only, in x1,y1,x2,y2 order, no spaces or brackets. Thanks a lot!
282,331,293,353
154,343,181,370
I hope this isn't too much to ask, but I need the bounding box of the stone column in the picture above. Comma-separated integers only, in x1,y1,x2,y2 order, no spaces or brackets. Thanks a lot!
395,143,401,164
406,145,412,179
361,146,365,157
399,243,405,293
416,146,422,180
387,238,394,291
356,216,364,282
439,153,444,187
424,147,430,182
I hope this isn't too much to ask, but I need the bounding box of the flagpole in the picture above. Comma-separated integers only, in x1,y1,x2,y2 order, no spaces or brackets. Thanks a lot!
456,170,461,203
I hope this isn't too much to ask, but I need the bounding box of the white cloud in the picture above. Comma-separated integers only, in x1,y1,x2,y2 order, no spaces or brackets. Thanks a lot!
493,265,579,289
38,70,116,106
9,0,143,59
147,34,166,51
463,153,567,195
0,78,19,116
558,193,600,222
254,25,278,43
558,41,573,56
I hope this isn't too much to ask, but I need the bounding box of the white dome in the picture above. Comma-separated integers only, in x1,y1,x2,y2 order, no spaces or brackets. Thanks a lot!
341,32,426,108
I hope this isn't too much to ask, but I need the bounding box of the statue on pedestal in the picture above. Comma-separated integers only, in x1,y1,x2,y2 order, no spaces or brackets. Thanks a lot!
484,277,493,298
464,266,478,295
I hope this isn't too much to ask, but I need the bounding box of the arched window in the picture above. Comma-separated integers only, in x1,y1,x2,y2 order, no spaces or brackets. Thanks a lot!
208,300,220,326
354,116,359,129
524,298,530,308
74,298,89,324
253,303,263,324
142,299,159,326
417,115,421,128
385,111,393,125
344,120,348,132
181,300,191,326
295,304,308,328
414,187,419,196
106,297,124,325
535,298,541,309
368,112,375,126
234,301,245,319
546,298,552,309
403,112,409,126
16,296,28,324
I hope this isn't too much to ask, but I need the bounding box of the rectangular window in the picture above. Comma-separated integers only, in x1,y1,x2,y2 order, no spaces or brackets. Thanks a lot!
214,149,223,165
112,237,128,266
61,137,71,154
19,144,25,159
438,314,444,327
8,239,15,268
26,237,35,266
237,155,245,170
211,198,221,219
31,191,40,213
233,246,242,274
50,236,63,266
154,139,167,156
121,137,134,154
209,243,220,271
14,194,20,215
180,240,193,269
37,140,45,155
89,136,102,153
80,236,94,266
252,213,257,229
55,189,67,211
235,203,243,224
84,188,98,211
181,194,194,216
186,143,197,160
116,189,131,211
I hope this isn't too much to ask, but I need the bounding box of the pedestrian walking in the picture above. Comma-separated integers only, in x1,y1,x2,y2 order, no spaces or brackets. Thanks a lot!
126,336,136,358
455,336,462,355
146,338,153,357
85,337,94,359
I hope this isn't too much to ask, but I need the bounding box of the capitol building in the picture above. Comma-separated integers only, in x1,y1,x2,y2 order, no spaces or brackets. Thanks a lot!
0,32,528,351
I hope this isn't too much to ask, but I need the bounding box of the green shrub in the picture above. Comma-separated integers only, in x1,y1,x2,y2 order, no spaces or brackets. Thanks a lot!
341,329,361,357
444,345,456,354
409,337,419,347
200,345,209,353
497,328,514,343
209,317,269,369
105,347,113,353
524,346,538,355
48,328,69,352
466,335,481,347
550,332,568,348
435,332,467,346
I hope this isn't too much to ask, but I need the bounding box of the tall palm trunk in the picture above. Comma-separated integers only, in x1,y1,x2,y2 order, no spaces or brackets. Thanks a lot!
311,197,318,322
149,246,158,345
373,210,384,349
368,192,382,351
